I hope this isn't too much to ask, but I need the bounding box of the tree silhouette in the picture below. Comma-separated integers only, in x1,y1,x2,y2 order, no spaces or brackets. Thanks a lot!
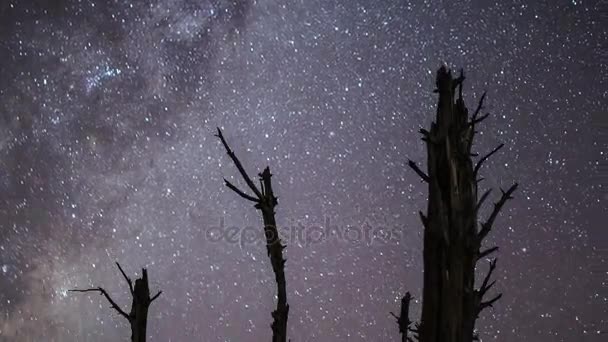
395,66,518,342
390,292,418,342
216,128,289,342
70,262,162,342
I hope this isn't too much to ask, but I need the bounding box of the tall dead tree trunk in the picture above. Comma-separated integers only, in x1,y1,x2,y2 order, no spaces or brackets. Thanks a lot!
215,128,289,342
70,262,162,342
397,66,518,342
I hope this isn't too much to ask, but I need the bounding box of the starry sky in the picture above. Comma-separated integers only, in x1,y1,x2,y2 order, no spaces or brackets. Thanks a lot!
0,0,606,341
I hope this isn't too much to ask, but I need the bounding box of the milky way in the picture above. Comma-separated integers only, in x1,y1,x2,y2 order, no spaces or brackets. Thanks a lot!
0,0,605,341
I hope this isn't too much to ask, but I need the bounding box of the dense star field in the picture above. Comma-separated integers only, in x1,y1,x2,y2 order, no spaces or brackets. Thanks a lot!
0,0,605,341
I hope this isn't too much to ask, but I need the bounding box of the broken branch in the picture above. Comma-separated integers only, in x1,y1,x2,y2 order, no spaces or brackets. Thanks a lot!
471,91,487,121
215,127,263,199
478,246,499,261
150,291,162,303
224,178,260,202
408,160,430,183
474,143,504,176
480,293,502,311
466,92,487,153
116,262,133,294
478,183,518,241
471,113,490,125
69,288,130,320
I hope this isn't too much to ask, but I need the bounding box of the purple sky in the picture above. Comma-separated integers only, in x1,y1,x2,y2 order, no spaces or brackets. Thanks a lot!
0,0,605,341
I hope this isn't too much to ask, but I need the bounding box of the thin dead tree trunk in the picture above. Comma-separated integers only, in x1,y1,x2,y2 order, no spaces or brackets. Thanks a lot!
398,66,518,342
70,262,162,342
390,292,418,342
215,128,289,342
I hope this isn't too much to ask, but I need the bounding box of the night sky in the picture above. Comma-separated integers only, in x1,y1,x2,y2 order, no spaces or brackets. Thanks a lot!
0,0,605,341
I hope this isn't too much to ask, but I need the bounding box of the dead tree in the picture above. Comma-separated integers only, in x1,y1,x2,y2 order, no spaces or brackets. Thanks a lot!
390,292,418,342
70,262,162,342
215,128,289,342
398,66,518,342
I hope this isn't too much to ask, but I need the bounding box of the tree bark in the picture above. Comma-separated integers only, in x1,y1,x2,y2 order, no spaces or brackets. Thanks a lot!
406,66,517,342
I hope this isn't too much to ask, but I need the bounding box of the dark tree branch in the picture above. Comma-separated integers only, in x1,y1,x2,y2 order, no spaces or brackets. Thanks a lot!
116,262,134,294
69,288,130,320
408,160,430,183
479,259,498,297
479,293,502,311
478,183,518,241
150,291,162,303
410,322,420,341
471,91,487,121
475,259,502,315
466,92,487,152
453,69,465,98
419,128,430,138
475,189,492,215
478,246,499,261
224,178,259,202
215,127,263,199
420,128,438,144
474,143,504,176
391,292,414,342
471,113,490,125
419,211,429,229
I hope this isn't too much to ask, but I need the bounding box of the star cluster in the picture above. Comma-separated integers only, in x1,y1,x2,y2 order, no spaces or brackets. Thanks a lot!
0,0,605,341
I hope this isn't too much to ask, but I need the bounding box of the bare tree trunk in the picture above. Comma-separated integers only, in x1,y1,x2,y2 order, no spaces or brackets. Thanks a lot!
130,269,154,342
404,66,517,342
391,292,417,342
216,128,289,342
259,168,289,342
70,263,162,342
